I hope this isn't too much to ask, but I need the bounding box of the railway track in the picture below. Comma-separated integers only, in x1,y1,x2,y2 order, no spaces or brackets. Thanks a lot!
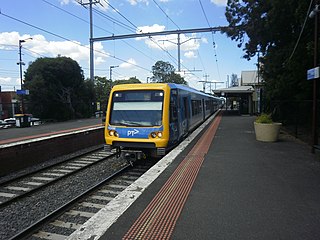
0,145,156,240
9,162,154,240
0,148,114,207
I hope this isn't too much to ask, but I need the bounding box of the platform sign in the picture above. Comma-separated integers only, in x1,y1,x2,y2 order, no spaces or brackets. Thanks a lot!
16,89,30,95
307,67,320,80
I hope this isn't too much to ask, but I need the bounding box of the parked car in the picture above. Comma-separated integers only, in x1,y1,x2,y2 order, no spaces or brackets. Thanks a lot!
4,118,16,125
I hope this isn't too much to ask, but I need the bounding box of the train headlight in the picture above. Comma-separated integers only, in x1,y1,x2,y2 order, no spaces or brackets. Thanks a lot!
150,131,162,138
109,130,119,137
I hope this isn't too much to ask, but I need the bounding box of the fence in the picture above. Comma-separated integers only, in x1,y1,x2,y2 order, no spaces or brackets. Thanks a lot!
268,100,319,144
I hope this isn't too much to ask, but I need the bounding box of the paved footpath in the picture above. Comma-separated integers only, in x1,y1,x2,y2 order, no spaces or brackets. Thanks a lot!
101,114,320,240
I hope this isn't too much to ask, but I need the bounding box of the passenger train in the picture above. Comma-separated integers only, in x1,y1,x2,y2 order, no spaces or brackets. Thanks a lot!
104,83,223,164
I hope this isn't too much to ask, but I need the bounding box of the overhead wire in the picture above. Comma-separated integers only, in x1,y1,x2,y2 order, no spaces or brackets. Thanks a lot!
42,0,159,64
0,10,151,73
149,0,204,85
101,0,139,30
286,0,314,63
151,0,180,30
199,0,222,84
100,0,181,69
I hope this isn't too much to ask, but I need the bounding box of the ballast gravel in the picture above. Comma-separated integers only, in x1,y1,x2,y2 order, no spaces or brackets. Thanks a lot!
0,146,127,240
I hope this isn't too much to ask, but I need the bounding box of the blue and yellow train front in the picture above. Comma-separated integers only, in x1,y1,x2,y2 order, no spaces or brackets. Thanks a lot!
104,84,171,162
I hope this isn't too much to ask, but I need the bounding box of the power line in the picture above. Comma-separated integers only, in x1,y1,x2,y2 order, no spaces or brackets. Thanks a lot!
40,0,158,64
0,10,151,72
286,0,314,62
92,8,137,33
151,0,180,30
101,0,139,30
198,0,222,82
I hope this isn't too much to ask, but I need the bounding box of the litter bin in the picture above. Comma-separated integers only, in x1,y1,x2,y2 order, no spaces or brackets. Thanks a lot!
15,114,32,128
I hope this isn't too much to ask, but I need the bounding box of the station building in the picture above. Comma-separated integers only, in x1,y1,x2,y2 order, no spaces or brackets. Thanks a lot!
213,70,262,115
0,91,19,120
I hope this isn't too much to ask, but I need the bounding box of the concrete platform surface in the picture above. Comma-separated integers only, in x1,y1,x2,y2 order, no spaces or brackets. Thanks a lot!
68,114,320,240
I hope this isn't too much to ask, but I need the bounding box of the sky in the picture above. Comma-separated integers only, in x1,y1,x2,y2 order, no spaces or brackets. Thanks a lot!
0,0,258,93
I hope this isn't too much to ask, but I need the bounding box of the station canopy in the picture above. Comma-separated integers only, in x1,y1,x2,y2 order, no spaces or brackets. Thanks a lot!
213,86,254,97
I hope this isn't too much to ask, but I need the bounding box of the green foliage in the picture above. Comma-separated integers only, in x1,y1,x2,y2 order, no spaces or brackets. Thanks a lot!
94,76,111,112
24,57,94,120
224,0,315,120
113,77,141,85
255,113,273,124
151,61,187,85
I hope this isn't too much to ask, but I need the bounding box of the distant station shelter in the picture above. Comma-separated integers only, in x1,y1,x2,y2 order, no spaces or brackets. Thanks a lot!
213,71,261,115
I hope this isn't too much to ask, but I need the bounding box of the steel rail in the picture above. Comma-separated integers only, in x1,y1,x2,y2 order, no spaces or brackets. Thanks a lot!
0,148,114,208
8,164,131,240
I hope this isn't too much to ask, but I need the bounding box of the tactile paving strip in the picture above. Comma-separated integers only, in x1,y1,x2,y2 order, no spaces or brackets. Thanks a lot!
123,114,222,239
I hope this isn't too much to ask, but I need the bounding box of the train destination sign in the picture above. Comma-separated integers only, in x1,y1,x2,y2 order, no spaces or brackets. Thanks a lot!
307,67,320,80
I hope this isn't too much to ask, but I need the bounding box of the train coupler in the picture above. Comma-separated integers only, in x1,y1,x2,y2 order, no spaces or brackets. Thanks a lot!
122,150,145,166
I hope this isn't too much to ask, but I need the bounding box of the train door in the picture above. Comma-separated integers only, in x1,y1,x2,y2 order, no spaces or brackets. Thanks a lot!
182,96,189,135
169,89,179,145
202,99,206,120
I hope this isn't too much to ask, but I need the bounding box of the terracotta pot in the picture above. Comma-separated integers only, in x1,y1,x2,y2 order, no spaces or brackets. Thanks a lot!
254,122,282,142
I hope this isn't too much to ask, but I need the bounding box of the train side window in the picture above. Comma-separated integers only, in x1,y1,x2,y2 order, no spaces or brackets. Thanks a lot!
191,100,202,116
170,90,178,122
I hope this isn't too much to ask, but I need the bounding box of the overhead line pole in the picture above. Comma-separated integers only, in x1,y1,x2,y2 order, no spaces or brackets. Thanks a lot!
91,26,229,76
89,0,94,82
78,0,100,82
91,26,230,42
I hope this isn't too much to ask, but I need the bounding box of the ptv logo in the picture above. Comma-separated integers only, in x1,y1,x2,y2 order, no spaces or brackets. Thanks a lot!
127,129,139,137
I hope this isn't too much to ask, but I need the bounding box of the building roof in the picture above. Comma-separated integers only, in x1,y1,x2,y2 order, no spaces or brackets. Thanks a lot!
213,86,254,94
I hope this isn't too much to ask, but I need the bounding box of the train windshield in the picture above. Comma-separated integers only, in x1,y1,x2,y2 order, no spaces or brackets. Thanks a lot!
110,90,164,127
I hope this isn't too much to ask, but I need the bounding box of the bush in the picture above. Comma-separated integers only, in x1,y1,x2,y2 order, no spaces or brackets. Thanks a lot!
255,113,273,124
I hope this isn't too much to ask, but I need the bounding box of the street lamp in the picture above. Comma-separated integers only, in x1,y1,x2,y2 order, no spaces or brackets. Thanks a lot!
109,65,119,83
18,37,32,114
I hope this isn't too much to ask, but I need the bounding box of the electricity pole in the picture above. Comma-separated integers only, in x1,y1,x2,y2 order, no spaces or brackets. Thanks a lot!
159,35,200,72
110,65,119,82
78,0,100,82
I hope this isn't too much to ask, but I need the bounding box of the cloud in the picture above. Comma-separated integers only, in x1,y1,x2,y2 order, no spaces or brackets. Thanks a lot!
0,77,11,83
59,0,108,11
210,0,227,6
184,51,197,59
120,58,137,68
136,25,201,52
0,31,109,68
137,24,166,34
127,0,149,6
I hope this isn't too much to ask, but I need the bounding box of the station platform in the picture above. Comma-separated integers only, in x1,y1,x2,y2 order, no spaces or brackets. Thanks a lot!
68,112,320,240
0,117,103,145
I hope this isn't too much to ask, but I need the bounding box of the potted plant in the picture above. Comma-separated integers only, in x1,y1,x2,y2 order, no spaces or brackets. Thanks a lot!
254,113,282,142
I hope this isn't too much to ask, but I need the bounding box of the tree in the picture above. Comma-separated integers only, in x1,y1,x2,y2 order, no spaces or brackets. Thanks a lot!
224,0,314,104
151,61,187,84
94,76,111,112
113,76,141,85
24,57,94,120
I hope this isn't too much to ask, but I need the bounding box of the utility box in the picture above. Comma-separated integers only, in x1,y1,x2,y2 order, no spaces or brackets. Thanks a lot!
15,114,32,128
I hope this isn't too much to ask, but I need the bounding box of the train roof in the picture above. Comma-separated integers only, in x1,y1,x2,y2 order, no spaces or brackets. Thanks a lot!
111,83,219,99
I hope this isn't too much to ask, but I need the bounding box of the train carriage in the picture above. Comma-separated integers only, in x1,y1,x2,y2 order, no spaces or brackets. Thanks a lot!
104,83,222,164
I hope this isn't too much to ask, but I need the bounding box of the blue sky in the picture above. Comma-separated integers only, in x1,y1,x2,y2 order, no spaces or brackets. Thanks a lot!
0,0,257,92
